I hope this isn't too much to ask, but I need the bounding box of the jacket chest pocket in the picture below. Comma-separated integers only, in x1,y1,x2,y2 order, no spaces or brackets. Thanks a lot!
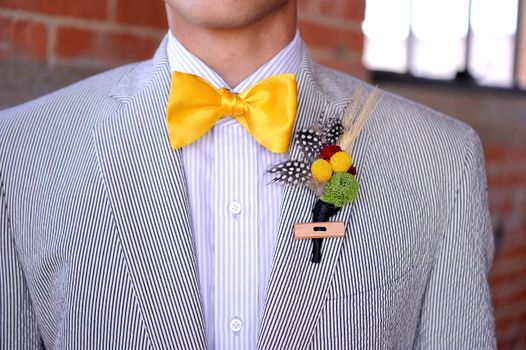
309,266,423,349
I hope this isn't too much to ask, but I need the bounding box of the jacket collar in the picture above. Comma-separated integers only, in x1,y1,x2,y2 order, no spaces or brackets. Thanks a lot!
94,36,371,349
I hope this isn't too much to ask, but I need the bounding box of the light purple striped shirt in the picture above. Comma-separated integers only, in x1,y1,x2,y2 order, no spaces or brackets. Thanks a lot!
166,31,302,349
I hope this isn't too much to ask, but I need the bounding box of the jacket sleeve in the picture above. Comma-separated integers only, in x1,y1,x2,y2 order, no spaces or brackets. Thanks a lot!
413,129,497,349
0,179,43,349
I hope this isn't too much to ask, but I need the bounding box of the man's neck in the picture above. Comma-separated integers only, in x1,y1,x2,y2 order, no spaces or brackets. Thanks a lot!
166,2,297,87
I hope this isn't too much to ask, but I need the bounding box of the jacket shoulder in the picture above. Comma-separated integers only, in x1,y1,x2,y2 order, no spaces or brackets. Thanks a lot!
0,61,146,138
0,60,153,184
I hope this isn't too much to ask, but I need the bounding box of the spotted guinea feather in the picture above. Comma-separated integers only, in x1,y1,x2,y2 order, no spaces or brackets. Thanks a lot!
322,117,344,146
267,160,311,186
295,129,322,162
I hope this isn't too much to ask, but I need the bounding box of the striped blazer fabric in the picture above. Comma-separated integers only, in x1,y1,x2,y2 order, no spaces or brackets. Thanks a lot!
0,37,496,349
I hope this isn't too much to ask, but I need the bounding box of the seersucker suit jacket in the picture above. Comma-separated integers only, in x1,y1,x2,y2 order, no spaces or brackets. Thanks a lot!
0,37,496,349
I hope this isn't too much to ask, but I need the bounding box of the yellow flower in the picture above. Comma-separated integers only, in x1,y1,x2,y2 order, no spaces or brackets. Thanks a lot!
330,151,352,173
311,159,333,183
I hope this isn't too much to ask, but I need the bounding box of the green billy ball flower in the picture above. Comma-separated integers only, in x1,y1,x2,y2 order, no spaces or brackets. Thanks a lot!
320,172,359,208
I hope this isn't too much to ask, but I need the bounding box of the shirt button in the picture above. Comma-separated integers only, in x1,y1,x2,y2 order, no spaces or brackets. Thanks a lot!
229,201,242,215
230,317,243,333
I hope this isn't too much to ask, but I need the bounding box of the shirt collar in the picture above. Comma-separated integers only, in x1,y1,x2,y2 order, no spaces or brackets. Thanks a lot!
167,30,302,93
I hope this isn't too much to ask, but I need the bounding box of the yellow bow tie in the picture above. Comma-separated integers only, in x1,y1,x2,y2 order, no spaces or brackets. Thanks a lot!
166,72,297,153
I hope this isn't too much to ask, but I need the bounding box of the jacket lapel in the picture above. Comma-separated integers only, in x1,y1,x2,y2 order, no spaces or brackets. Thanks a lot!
257,50,372,349
92,39,207,349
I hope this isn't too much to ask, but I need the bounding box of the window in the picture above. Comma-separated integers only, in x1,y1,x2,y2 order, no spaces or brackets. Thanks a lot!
363,0,525,90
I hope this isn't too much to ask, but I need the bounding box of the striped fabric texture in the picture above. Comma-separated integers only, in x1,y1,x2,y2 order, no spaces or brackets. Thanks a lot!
167,31,301,349
0,35,496,349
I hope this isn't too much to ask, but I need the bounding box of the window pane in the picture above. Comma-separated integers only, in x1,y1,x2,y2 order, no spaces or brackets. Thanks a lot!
412,0,470,39
469,0,519,87
363,0,523,90
410,0,470,79
362,0,411,72
363,38,409,73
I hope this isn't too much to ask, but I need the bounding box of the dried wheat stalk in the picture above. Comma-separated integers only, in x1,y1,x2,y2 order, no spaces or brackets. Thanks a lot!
338,87,380,154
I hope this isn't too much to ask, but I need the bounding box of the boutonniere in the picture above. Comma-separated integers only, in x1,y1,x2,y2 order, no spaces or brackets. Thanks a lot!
268,88,380,263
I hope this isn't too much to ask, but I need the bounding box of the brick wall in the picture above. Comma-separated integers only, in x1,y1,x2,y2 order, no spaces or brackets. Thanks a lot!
1,0,526,348
299,0,365,76
520,1,526,87
0,0,166,67
487,146,526,350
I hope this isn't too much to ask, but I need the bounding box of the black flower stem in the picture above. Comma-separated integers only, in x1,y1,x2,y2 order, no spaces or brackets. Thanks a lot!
311,199,341,263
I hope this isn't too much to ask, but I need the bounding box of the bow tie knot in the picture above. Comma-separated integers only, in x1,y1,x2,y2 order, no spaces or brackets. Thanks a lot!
218,88,247,118
166,72,297,153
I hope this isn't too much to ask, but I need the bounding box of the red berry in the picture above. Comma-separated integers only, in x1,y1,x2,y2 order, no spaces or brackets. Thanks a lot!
319,145,341,160
347,165,357,176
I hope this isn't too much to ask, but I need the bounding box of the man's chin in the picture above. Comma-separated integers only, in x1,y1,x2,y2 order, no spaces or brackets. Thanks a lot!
165,0,293,31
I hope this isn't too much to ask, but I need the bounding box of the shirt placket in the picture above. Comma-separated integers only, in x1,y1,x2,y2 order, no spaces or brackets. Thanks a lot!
214,119,258,349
